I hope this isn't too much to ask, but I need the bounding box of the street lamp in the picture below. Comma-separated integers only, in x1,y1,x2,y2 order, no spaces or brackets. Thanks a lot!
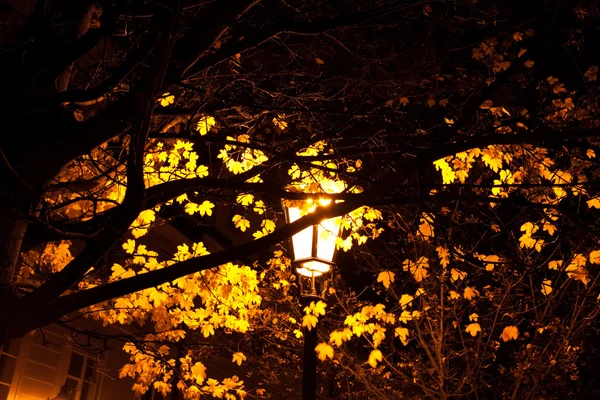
283,198,342,400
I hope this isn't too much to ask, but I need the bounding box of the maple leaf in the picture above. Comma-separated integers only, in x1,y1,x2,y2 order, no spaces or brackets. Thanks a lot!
232,352,246,366
272,115,288,130
548,260,563,270
451,268,467,282
403,257,429,282
315,343,334,361
399,294,414,309
312,300,327,317
198,201,214,216
253,200,265,214
377,271,395,289
329,329,352,347
500,326,519,342
464,287,479,300
589,250,600,264
236,193,254,206
123,239,136,254
302,314,318,330
201,324,215,338
541,279,553,295
196,116,216,135
394,327,409,345
399,97,409,106
449,290,461,300
232,215,250,232
159,93,175,107
191,362,207,385
367,349,383,368
196,165,209,177
587,197,600,209
466,323,481,337
584,65,598,82
262,219,276,233
436,246,450,268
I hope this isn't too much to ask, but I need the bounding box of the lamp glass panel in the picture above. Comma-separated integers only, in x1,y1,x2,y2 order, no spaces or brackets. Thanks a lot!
287,206,313,260
316,216,341,262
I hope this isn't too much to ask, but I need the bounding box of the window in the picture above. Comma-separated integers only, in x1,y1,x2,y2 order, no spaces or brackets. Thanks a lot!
62,351,99,400
0,340,20,400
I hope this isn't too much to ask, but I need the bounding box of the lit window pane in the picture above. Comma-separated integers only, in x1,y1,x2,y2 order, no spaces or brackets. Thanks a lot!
288,207,313,260
316,217,340,262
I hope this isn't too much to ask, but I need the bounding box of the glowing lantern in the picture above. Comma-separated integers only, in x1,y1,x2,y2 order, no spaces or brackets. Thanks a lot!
283,198,342,299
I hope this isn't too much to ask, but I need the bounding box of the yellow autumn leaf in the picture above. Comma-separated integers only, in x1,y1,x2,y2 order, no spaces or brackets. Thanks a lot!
541,279,552,295
302,314,318,330
232,215,250,232
465,323,481,337
196,116,216,135
548,260,562,270
123,239,136,254
367,349,383,368
449,290,461,300
315,343,334,361
399,294,414,309
191,362,207,385
329,329,352,347
253,200,265,214
377,271,395,289
272,115,288,130
436,246,450,268
464,287,479,300
500,325,519,342
402,257,429,282
197,201,214,216
587,197,600,209
232,352,246,366
394,327,409,345
201,324,215,338
159,93,174,107
451,268,467,282
312,300,327,317
237,193,254,206
262,219,276,233
589,250,600,264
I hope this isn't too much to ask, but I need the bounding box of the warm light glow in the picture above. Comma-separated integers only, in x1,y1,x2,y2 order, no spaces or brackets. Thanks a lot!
286,198,341,264
297,261,332,277
316,216,341,262
287,206,314,260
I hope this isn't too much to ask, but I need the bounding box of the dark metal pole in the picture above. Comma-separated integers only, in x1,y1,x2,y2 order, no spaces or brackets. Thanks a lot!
302,322,318,400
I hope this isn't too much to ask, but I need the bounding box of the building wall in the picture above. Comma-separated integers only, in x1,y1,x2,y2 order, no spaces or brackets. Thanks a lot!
0,322,135,400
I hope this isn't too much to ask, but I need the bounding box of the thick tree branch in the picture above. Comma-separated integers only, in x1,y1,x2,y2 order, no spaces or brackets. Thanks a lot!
14,10,181,312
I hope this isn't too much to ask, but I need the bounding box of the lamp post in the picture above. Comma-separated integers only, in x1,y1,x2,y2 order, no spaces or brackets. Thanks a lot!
283,199,342,400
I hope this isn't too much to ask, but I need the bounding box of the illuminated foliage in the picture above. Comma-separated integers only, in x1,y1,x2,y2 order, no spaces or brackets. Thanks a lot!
2,1,600,399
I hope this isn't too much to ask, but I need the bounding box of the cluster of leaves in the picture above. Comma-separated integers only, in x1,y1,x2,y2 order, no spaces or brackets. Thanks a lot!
5,0,600,399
